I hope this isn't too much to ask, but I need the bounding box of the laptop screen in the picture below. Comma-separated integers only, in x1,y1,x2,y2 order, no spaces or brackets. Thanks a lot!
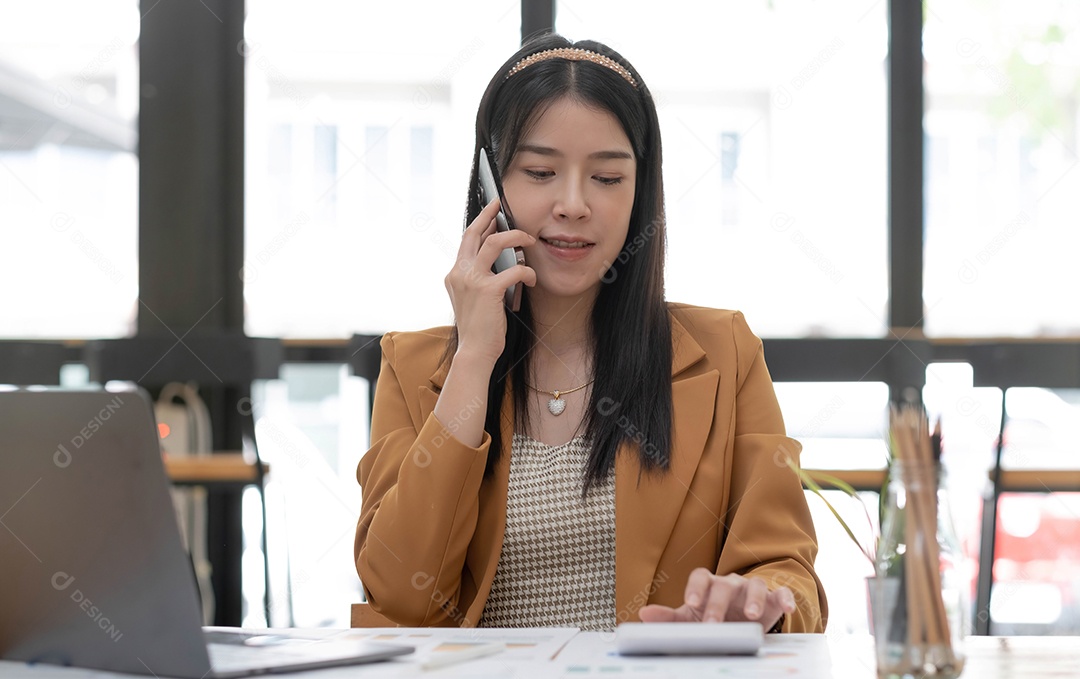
0,387,213,678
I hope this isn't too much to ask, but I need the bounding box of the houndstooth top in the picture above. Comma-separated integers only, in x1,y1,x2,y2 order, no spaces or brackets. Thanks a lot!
478,433,617,631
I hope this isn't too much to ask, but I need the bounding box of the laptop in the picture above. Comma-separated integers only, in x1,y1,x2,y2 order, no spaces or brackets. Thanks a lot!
0,386,412,677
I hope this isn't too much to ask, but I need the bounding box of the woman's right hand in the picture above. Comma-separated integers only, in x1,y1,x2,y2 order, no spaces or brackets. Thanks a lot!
445,198,537,367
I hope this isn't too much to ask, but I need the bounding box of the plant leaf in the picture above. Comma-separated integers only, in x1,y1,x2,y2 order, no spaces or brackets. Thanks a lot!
809,481,876,566
806,470,859,498
787,458,875,565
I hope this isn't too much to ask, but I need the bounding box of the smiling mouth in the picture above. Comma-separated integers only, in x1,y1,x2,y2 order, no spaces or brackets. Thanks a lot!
541,237,594,249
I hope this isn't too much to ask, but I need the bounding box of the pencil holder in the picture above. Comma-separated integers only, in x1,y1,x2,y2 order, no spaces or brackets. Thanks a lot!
873,459,966,678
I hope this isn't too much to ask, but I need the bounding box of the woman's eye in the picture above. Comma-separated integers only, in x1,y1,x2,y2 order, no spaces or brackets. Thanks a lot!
523,169,553,180
595,176,623,186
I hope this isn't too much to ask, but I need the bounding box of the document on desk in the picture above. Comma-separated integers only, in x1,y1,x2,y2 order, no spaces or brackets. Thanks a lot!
552,632,839,678
329,627,579,674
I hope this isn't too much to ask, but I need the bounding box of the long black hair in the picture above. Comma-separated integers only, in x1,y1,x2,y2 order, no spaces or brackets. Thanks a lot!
449,33,672,492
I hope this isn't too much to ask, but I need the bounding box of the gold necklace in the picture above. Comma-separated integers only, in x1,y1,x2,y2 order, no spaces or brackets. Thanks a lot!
525,379,594,416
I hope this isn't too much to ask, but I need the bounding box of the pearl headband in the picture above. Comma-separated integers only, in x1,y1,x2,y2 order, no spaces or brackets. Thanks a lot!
506,47,638,89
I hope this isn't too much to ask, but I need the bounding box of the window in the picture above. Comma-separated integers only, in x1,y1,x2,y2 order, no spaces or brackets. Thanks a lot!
0,1,139,338
924,0,1080,336
246,364,370,627
243,0,522,337
558,0,889,337
989,388,1080,633
1002,388,1080,470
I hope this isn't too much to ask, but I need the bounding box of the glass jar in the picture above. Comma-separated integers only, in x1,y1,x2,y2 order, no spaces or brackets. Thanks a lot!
872,461,967,679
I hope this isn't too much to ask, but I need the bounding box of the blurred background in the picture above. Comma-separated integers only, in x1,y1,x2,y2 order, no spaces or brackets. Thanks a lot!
2,0,1079,635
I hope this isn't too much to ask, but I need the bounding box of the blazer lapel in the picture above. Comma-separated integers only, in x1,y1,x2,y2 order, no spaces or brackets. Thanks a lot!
418,386,439,423
615,316,719,620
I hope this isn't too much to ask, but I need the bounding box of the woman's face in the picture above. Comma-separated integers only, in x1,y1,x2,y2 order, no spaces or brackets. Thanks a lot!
501,97,636,303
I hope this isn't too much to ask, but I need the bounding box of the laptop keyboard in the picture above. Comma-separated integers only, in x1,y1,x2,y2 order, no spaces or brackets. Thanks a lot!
202,630,412,673
207,642,311,672
205,632,326,672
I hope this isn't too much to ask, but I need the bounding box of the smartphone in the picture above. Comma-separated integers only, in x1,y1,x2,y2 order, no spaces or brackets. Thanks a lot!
477,147,525,311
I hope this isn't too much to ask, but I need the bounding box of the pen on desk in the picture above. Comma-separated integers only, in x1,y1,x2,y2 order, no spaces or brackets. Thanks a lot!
420,642,505,670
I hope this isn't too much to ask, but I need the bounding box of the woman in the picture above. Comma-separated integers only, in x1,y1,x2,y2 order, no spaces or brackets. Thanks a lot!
354,33,827,633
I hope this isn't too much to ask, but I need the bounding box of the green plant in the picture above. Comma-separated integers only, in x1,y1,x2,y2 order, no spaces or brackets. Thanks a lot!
786,458,888,568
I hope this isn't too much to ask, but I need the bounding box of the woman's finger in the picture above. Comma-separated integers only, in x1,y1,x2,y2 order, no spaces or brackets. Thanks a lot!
491,263,537,291
637,604,677,622
638,603,700,623
641,575,797,628
682,567,714,613
459,198,502,256
741,577,770,621
448,231,533,297
701,575,739,622
751,587,790,631
473,230,535,272
777,587,795,612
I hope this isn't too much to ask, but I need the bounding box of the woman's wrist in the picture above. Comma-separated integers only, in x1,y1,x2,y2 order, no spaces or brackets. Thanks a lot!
433,349,496,449
451,346,499,373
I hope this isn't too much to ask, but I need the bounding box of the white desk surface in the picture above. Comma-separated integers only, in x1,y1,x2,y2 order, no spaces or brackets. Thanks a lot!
3,629,1078,678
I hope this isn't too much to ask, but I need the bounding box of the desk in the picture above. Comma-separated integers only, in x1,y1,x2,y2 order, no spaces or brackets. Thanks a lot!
164,453,267,486
3,631,1078,678
804,468,1080,493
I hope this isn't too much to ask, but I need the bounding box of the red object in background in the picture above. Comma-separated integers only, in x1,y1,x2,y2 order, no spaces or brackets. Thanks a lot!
990,495,1080,625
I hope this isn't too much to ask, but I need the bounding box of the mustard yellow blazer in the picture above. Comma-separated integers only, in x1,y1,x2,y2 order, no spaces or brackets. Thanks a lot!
354,304,827,632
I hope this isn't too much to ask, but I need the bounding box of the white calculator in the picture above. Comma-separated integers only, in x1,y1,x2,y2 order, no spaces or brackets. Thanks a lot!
615,622,764,656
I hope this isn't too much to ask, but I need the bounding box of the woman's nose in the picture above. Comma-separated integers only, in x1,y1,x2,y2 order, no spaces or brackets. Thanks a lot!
554,180,590,221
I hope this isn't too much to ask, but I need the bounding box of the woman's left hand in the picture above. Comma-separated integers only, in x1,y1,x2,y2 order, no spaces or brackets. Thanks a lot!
638,569,795,630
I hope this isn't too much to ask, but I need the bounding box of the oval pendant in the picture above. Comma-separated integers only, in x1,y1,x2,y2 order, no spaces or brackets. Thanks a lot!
547,398,566,416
